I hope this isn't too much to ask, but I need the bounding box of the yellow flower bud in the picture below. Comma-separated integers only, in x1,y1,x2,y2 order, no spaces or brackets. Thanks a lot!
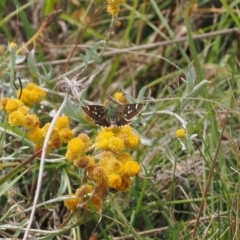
64,194,79,211
5,99,23,113
124,161,141,176
176,128,186,138
108,173,122,188
108,136,125,153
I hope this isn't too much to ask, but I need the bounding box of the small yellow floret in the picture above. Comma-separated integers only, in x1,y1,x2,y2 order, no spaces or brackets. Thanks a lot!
176,128,186,138
107,0,125,16
78,133,91,150
25,83,40,90
64,194,79,211
99,154,124,176
18,83,46,107
8,111,25,127
55,116,69,130
95,130,114,150
119,125,132,134
8,42,16,50
99,151,116,167
28,127,45,145
108,136,125,153
113,92,128,104
65,138,86,162
58,128,74,143
107,2,120,16
108,173,122,188
18,106,29,115
127,135,140,149
41,123,61,149
124,161,140,176
5,99,23,113
116,152,133,163
24,114,39,130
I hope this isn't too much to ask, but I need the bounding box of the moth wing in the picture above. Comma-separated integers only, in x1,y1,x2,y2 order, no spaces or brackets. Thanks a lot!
82,105,105,119
82,105,110,127
118,104,144,121
95,118,111,127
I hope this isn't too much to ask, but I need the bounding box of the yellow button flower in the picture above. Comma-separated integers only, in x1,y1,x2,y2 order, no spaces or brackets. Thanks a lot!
55,116,69,130
78,133,91,150
64,194,79,211
28,127,45,145
176,128,186,138
5,99,23,113
99,151,116,169
119,125,132,134
18,106,29,115
58,128,74,143
108,136,125,153
106,0,125,16
126,135,140,150
8,111,25,127
95,130,114,150
116,152,133,163
8,42,16,50
113,92,128,104
65,138,86,162
124,161,141,176
18,83,46,107
108,173,122,188
24,114,40,131
99,152,124,175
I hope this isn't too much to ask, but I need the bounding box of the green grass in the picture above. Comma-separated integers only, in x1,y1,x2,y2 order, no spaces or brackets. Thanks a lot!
1,0,240,239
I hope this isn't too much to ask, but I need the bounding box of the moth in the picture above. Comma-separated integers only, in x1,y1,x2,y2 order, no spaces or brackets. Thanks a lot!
82,96,144,127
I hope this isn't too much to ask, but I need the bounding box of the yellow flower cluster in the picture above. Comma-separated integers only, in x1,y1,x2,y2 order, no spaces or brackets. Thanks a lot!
0,94,73,152
65,126,141,194
29,116,73,152
95,126,140,152
106,0,126,16
97,151,140,191
64,93,141,213
17,83,46,107
0,98,39,130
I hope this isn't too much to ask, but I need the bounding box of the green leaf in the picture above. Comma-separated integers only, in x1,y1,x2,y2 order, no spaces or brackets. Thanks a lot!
180,79,210,109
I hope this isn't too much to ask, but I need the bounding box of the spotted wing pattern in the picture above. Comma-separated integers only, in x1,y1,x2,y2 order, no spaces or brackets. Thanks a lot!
82,105,110,127
82,103,144,127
